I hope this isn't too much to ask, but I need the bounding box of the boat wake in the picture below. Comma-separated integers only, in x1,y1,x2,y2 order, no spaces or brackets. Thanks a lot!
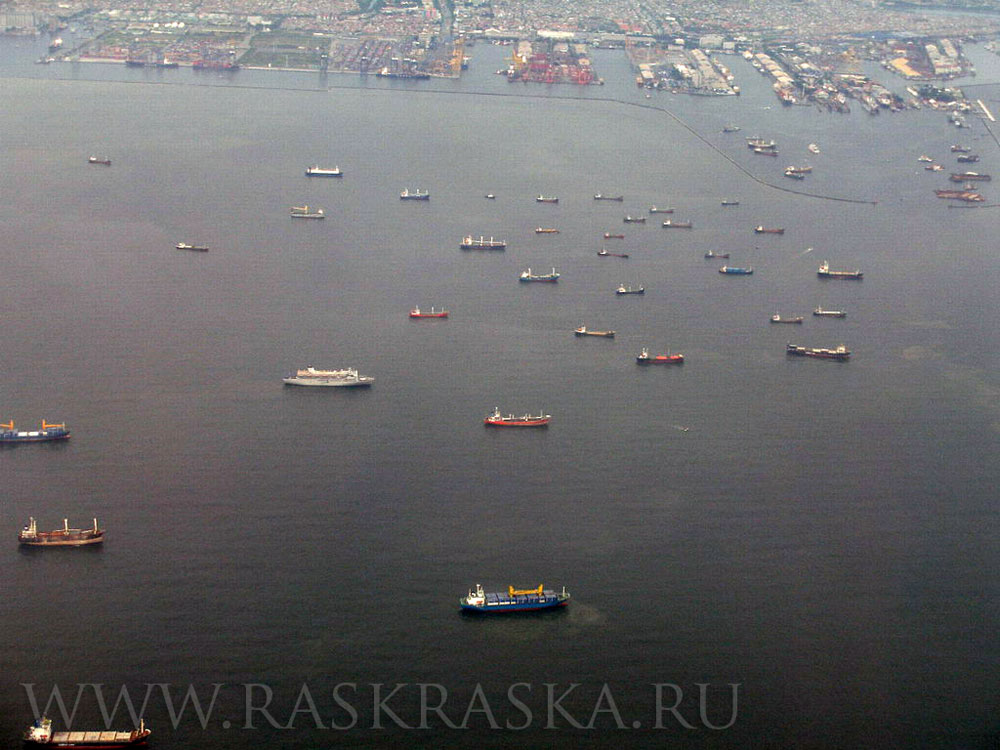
800,246,814,256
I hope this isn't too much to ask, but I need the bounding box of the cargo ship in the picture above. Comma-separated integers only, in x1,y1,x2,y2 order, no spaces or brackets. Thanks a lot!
754,226,784,234
951,145,971,153
0,421,70,443
636,347,683,364
623,216,646,223
18,518,104,547
283,367,373,387
662,220,692,228
535,227,559,234
594,194,623,201
460,235,506,250
719,266,753,275
723,124,741,133
460,583,569,612
598,249,629,258
813,308,846,317
574,325,615,337
753,147,779,156
926,164,944,172
290,206,325,219
704,251,730,259
175,243,208,252
615,285,644,295
400,189,429,200
305,166,342,177
786,343,850,360
519,268,559,282
784,169,806,180
192,60,239,71
935,189,984,202
817,261,862,279
721,200,739,206
535,195,559,204
784,166,812,174
649,206,674,214
957,154,979,163
949,172,991,182
603,233,625,239
746,138,776,149
770,314,803,324
23,717,149,747
88,157,111,166
483,408,550,427
409,307,448,318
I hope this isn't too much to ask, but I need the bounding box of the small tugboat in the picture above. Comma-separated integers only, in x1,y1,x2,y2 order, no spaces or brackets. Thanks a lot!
721,200,740,206
535,227,560,234
483,408,551,427
536,195,559,203
786,343,850,360
485,193,496,199
817,261,862,280
649,206,675,214
808,143,820,154
0,421,70,443
409,307,449,319
662,220,693,228
283,367,373,387
603,233,625,239
460,583,569,612
623,215,646,223
813,308,847,317
704,251,730,259
23,716,150,747
460,235,506,250
519,267,560,282
400,189,430,200
175,242,209,252
754,226,784,234
771,314,803,324
87,156,112,166
575,325,615,338
598,249,629,258
719,265,753,275
290,205,325,219
594,194,623,201
18,518,104,547
305,165,342,177
636,347,683,364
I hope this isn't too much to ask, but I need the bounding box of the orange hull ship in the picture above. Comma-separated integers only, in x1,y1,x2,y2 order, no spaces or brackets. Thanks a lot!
409,307,449,319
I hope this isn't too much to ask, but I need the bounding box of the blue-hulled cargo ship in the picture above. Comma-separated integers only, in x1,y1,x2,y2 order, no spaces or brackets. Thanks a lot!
0,421,70,443
460,584,570,613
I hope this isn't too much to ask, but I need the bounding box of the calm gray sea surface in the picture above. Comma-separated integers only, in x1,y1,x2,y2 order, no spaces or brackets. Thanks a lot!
1,39,999,749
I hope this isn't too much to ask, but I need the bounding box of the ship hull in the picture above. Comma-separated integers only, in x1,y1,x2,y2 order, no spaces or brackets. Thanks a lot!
461,599,569,613
283,379,372,387
24,741,147,749
0,432,70,444
19,535,103,547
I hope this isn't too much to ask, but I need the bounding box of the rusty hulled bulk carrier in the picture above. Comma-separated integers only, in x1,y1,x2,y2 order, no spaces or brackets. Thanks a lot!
18,518,104,547
23,717,149,747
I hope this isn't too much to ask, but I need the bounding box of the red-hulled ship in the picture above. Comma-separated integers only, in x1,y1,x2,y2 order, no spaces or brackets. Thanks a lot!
409,307,448,318
603,233,625,239
18,518,104,547
636,348,683,364
754,226,784,234
484,407,551,427
23,717,149,747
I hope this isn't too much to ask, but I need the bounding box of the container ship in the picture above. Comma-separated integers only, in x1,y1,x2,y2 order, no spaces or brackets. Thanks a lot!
400,189,429,200
817,261,862,279
18,518,104,547
754,226,784,234
460,235,506,250
305,166,342,177
290,206,325,219
636,347,683,364
409,307,448,319
175,243,208,252
483,408,551,427
283,367,373,387
460,584,569,613
519,268,559,282
0,420,70,443
574,326,615,337
23,717,150,747
786,343,850,360
719,266,753,275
